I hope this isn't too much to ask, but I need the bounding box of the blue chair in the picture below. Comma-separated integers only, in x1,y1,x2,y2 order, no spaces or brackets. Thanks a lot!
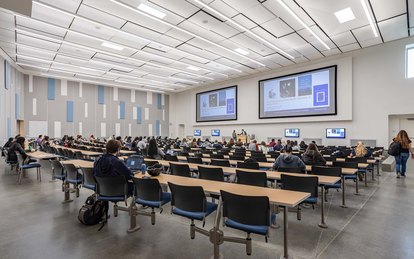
281,174,318,220
16,152,41,184
133,178,171,225
80,167,96,191
220,190,275,255
49,159,65,191
168,182,217,237
62,163,83,198
333,161,358,182
311,166,342,202
3,148,17,172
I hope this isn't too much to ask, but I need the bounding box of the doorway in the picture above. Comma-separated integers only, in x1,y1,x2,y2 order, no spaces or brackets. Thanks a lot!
178,124,185,139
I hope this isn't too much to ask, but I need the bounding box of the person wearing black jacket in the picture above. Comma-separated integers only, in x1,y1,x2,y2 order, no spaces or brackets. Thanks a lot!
2,137,13,156
93,140,134,195
7,136,27,163
301,143,326,165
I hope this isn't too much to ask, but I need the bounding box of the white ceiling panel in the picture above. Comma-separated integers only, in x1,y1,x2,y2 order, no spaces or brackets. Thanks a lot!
38,0,82,13
16,16,67,37
0,10,15,29
378,15,408,42
76,4,126,29
58,43,96,59
121,22,164,43
208,0,238,18
330,31,357,47
371,0,406,21
277,33,308,50
230,14,257,30
0,28,14,41
296,25,336,51
179,20,226,43
339,42,361,52
93,53,128,64
226,33,275,56
16,34,61,51
176,43,221,61
31,3,74,28
16,45,57,60
352,24,382,44
260,18,294,38
70,18,115,40
187,10,240,39
150,0,199,18
222,0,274,24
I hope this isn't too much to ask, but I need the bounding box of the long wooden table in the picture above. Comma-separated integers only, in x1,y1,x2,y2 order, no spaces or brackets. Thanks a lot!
26,151,60,160
134,172,309,259
54,145,102,157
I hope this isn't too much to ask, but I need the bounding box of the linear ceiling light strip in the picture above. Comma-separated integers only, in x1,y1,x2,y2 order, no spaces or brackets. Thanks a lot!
277,0,330,50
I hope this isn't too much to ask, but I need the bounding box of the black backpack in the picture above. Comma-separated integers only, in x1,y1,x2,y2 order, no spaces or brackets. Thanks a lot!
388,141,401,156
78,195,108,227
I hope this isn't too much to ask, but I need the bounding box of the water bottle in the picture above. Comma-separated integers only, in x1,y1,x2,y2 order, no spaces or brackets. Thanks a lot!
141,163,147,175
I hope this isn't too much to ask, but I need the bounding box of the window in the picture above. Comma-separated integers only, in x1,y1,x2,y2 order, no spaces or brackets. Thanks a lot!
406,44,414,78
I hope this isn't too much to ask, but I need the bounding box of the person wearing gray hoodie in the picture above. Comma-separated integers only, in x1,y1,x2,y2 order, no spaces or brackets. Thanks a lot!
301,143,326,165
273,145,306,172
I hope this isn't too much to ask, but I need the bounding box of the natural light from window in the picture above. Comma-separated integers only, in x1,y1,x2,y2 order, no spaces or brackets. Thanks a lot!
406,44,414,78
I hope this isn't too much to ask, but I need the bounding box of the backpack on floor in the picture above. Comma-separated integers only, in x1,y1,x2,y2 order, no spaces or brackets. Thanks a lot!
388,140,401,156
78,195,108,226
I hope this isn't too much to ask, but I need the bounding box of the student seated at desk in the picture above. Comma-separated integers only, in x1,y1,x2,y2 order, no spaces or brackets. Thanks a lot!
274,145,306,172
93,140,134,195
147,138,165,160
302,143,326,166
351,141,372,158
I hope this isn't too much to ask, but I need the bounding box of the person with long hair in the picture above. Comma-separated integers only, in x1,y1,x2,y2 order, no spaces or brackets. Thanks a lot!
302,143,326,165
352,141,371,157
394,130,413,178
147,138,165,159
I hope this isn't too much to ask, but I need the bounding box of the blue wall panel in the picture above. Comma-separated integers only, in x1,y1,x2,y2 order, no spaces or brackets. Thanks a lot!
157,93,162,109
67,101,74,122
136,107,142,124
120,101,125,119
47,78,55,100
15,94,20,119
98,85,105,104
156,120,160,136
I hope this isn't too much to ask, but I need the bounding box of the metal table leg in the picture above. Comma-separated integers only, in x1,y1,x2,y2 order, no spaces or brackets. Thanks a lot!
62,183,73,203
355,173,360,195
340,175,347,208
283,206,289,259
318,186,328,228
364,170,368,187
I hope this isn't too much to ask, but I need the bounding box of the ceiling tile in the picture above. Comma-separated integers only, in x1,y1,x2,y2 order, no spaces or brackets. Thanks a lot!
370,0,406,21
378,14,408,42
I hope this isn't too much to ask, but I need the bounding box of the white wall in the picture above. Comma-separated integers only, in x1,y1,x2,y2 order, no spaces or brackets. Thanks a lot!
170,36,414,147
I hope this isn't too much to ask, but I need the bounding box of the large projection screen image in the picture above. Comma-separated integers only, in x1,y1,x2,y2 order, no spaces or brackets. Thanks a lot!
196,86,237,122
259,66,337,119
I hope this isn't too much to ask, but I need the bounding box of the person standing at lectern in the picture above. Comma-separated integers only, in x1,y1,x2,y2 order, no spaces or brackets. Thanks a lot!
232,130,237,140
241,129,247,135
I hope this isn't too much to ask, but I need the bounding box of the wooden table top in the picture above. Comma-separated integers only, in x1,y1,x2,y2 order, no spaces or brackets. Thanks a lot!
134,173,310,208
26,151,60,159
61,159,94,168
54,145,102,156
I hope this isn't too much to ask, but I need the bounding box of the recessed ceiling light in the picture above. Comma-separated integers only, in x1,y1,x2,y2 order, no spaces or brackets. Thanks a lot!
101,42,124,51
334,7,355,24
137,3,166,19
187,66,200,71
234,48,249,55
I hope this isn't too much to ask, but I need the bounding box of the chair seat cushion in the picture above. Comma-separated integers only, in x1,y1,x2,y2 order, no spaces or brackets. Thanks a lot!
344,175,356,180
303,197,317,204
225,215,274,235
136,192,171,207
325,183,341,189
66,179,82,184
54,175,65,180
21,163,41,169
97,195,125,202
172,202,217,220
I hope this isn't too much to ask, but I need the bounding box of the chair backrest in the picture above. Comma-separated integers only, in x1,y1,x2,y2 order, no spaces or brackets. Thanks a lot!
280,174,318,198
178,151,189,157
251,152,265,158
332,161,358,169
237,161,259,170
15,152,24,166
74,151,83,159
169,163,191,177
210,159,231,167
234,149,246,154
66,149,74,159
201,149,212,154
80,167,96,187
198,166,224,182
236,170,267,187
254,157,268,162
50,159,64,177
324,156,336,162
345,157,368,163
62,163,82,181
94,175,127,197
126,155,145,170
165,154,179,162
277,167,304,173
229,155,245,161
219,149,230,155
57,148,65,157
210,154,224,159
311,166,341,177
133,178,162,202
145,160,160,167
193,153,203,158
187,157,203,164
168,182,206,212
220,190,270,226
268,152,280,159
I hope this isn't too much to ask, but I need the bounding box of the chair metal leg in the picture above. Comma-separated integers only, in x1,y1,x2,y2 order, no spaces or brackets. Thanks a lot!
190,221,196,239
151,209,156,225
297,206,301,221
114,204,119,217
246,235,252,255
